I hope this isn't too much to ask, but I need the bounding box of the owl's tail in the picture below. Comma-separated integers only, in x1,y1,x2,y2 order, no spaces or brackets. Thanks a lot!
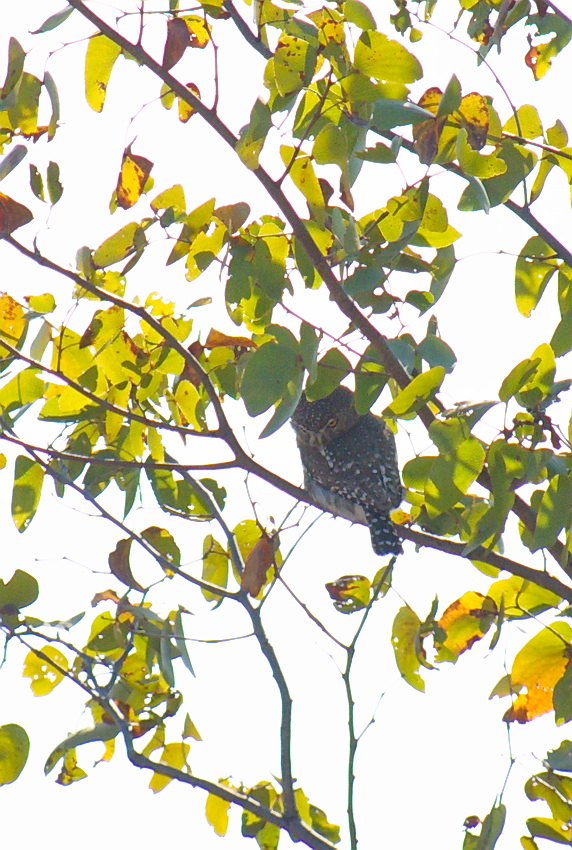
364,507,403,556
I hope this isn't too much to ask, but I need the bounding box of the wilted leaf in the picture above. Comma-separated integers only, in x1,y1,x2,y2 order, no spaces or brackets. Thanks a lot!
204,328,255,350
326,575,371,613
115,148,153,210
0,193,33,234
458,92,489,150
162,17,189,69
108,538,144,590
503,622,572,723
241,531,278,597
435,592,496,662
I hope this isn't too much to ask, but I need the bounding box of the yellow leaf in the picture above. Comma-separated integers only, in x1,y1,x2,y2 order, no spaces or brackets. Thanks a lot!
115,148,154,210
149,742,190,793
0,293,25,356
23,646,68,695
504,622,572,723
206,791,231,836
85,33,122,112
391,606,425,691
435,591,496,662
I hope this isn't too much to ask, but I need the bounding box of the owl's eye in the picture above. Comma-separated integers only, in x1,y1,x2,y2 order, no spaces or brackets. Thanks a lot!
326,417,338,429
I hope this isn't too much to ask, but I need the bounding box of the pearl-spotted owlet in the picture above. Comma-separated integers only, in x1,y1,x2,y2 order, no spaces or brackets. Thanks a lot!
291,386,403,556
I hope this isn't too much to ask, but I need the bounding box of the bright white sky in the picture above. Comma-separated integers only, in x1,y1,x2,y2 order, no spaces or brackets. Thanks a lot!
1,2,572,849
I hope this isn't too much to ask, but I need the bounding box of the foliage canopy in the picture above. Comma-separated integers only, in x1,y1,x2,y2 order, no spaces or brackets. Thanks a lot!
1,1,572,848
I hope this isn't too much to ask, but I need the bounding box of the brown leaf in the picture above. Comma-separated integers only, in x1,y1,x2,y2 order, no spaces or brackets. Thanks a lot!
115,147,153,210
92,589,121,607
412,87,446,165
0,193,33,234
108,538,144,590
241,531,278,597
163,17,190,70
458,93,489,150
204,328,256,350
325,575,371,612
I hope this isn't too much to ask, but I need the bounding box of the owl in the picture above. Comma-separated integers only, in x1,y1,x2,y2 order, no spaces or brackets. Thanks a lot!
291,386,403,556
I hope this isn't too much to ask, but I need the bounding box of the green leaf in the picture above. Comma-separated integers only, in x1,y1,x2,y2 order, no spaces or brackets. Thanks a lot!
93,222,145,268
236,99,272,170
436,74,462,118
12,456,44,532
304,348,351,400
343,0,376,29
10,72,41,134
1,38,25,100
273,36,316,97
47,161,63,205
417,335,456,372
43,71,60,140
476,803,505,849
259,365,304,438
0,724,29,785
141,526,181,569
458,141,536,210
354,31,422,84
44,723,119,775
515,343,555,408
202,534,229,602
552,311,572,357
29,164,44,201
241,342,298,416
503,104,542,139
85,33,122,112
515,236,558,317
547,740,572,772
499,357,540,403
527,816,572,844
0,368,45,414
0,145,27,182
372,98,433,130
151,183,186,214
31,5,74,34
531,475,572,552
0,569,39,610
553,665,572,724
174,609,195,677
313,123,349,169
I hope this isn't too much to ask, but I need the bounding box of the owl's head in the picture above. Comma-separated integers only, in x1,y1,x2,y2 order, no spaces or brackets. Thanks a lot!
291,385,361,447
